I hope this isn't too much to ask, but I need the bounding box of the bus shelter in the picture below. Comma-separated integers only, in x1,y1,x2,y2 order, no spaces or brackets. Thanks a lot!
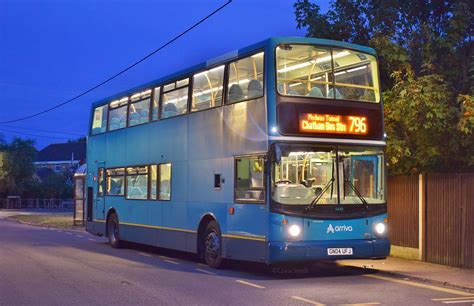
74,164,87,226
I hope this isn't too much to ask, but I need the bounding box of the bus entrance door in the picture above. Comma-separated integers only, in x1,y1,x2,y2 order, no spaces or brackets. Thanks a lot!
96,163,106,220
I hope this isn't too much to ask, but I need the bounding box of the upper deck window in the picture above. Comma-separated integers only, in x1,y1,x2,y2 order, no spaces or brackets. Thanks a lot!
227,52,264,104
192,65,224,112
128,89,151,127
276,44,380,103
108,97,128,131
91,105,108,135
161,78,189,119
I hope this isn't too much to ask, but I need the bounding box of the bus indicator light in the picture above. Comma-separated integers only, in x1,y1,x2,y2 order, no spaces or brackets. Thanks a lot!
299,113,368,135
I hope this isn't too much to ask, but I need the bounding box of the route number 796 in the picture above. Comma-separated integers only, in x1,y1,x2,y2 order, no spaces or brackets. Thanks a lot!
349,116,367,134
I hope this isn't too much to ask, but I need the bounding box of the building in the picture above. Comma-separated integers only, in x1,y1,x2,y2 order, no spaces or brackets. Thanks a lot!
35,142,86,173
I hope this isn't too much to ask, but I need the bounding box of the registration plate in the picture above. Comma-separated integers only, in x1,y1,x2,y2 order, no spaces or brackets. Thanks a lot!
327,248,353,256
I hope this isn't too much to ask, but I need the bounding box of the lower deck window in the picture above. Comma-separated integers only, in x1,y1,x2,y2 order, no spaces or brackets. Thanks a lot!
98,168,105,197
107,168,125,196
158,164,171,200
126,166,148,199
150,163,172,200
235,156,265,203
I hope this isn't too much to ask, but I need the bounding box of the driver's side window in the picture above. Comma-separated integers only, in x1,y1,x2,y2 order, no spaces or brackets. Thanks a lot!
234,156,265,203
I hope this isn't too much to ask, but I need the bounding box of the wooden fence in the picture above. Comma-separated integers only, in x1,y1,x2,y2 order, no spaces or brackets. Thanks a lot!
388,173,474,268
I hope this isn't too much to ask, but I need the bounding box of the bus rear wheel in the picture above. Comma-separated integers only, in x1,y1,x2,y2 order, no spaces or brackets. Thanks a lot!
107,212,124,248
203,221,223,269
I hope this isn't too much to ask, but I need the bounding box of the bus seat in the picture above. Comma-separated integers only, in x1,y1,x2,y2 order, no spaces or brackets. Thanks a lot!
151,107,158,120
247,80,263,99
129,112,140,126
250,169,263,187
109,117,120,130
288,90,299,96
228,84,244,103
140,109,149,123
163,103,178,118
160,180,170,198
119,119,126,129
277,83,284,94
307,87,324,97
328,88,343,99
193,95,210,111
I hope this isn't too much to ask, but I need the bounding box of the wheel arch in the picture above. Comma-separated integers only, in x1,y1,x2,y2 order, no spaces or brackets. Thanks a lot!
105,207,117,236
196,213,220,255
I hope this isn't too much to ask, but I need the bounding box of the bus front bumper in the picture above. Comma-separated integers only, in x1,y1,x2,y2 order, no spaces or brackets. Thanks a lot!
268,238,390,264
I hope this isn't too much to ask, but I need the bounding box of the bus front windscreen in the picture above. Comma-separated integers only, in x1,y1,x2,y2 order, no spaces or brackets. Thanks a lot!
276,44,380,103
271,144,385,208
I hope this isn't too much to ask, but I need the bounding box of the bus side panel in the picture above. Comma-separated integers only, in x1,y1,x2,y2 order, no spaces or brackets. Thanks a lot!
187,156,229,255
222,97,269,262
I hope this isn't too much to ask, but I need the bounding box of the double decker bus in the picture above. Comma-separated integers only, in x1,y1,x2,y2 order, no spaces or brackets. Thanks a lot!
86,37,389,268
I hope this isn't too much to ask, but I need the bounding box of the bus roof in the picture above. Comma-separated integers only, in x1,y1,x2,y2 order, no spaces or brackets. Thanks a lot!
90,36,376,108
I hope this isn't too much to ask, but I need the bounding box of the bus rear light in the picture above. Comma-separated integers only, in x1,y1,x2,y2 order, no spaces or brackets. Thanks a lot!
228,207,234,215
282,218,288,225
384,217,388,223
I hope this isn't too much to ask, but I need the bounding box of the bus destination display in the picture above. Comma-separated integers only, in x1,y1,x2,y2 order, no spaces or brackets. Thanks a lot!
299,113,368,135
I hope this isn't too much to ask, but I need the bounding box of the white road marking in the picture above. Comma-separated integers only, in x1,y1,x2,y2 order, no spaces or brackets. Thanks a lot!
195,268,217,275
138,252,153,257
442,300,474,304
88,238,96,242
433,297,474,301
235,280,265,289
75,235,84,238
197,263,207,267
290,296,325,305
163,259,180,265
341,303,381,306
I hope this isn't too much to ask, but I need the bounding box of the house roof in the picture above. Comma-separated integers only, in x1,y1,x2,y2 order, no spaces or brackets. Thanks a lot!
35,142,86,162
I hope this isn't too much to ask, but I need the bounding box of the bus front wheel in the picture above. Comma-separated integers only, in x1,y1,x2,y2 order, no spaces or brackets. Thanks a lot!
107,212,124,248
203,221,223,269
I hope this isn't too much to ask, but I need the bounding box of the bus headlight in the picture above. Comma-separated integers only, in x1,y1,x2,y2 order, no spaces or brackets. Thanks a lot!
289,224,301,237
375,222,386,236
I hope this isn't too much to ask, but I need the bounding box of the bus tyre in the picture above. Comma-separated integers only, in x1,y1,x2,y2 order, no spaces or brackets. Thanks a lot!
107,213,123,249
203,221,223,269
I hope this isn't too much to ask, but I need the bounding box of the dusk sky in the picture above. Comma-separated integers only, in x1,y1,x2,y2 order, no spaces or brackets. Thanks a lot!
0,0,330,149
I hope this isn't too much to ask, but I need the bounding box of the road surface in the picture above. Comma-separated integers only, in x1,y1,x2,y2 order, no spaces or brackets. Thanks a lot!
0,217,472,305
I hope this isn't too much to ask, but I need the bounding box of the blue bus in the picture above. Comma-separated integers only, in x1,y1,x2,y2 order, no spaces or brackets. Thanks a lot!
86,37,389,268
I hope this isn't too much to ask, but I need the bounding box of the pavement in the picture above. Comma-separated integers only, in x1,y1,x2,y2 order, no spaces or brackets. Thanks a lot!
1,212,473,305
338,257,474,293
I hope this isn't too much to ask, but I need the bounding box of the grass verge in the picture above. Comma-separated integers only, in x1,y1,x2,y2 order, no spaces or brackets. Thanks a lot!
9,214,74,229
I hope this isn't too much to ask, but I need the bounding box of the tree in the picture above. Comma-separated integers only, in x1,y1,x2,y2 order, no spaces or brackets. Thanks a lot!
383,68,458,174
294,0,474,174
2,138,37,195
0,134,7,197
41,171,73,199
68,136,86,143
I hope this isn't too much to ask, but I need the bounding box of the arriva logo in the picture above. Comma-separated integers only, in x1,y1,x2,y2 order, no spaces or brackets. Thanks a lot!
327,224,353,234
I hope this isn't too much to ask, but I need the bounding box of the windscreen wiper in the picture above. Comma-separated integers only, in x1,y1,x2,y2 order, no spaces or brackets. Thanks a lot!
344,179,368,205
305,177,335,211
